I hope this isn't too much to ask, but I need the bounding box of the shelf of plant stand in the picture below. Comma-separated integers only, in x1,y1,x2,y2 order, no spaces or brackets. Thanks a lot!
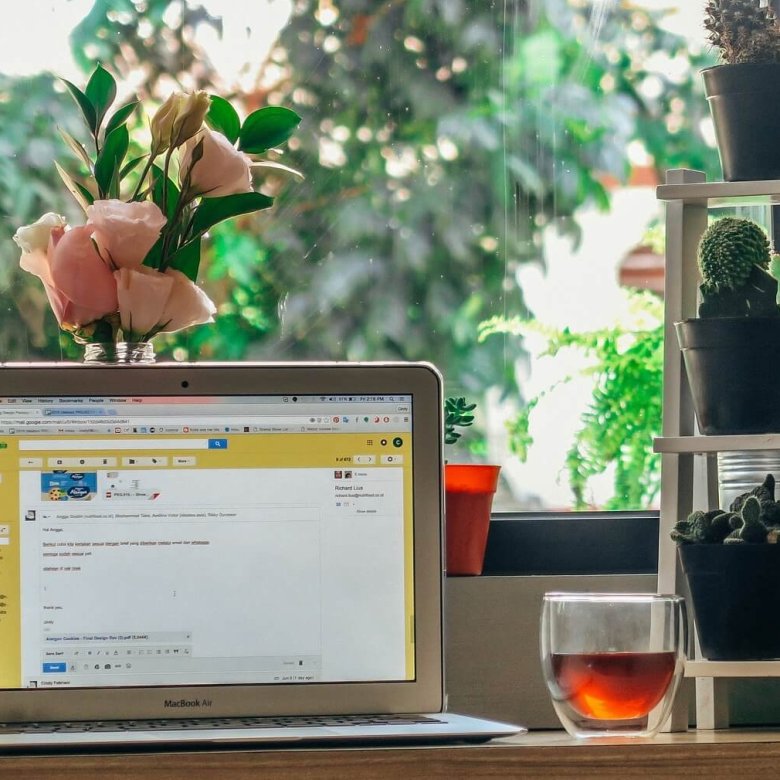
656,178,780,207
654,434,780,454
685,660,780,678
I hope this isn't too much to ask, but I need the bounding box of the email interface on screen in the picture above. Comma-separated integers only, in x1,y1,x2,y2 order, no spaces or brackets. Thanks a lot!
0,394,415,690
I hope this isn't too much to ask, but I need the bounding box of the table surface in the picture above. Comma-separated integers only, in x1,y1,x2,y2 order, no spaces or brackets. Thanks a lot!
4,729,780,779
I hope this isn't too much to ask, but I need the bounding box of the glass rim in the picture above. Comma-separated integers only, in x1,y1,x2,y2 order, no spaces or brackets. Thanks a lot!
542,592,684,604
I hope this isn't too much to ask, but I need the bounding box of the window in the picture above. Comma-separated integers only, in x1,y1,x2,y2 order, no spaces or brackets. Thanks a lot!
0,0,719,511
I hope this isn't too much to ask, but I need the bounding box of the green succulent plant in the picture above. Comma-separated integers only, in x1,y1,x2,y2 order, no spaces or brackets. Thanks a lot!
672,474,780,545
704,0,780,65
696,217,779,317
444,396,476,446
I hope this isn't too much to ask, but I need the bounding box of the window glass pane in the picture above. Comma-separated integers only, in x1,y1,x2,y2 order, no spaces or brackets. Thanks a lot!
0,0,721,511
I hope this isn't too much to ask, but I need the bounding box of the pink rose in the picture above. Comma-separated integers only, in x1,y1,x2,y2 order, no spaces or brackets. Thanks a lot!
114,267,215,336
179,128,252,198
20,225,118,327
87,199,167,269
158,270,216,332
115,266,175,337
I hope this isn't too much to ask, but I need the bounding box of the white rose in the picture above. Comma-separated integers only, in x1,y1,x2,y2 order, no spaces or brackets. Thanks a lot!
13,213,67,253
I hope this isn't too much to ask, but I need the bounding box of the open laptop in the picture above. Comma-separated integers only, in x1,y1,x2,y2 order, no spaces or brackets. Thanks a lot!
0,361,523,749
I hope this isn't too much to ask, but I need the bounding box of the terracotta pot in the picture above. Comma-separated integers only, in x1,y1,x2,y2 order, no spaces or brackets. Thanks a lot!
444,464,501,576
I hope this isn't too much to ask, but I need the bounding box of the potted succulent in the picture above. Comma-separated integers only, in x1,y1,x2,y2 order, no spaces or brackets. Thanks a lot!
702,0,780,181
675,216,780,434
443,396,501,576
672,474,780,660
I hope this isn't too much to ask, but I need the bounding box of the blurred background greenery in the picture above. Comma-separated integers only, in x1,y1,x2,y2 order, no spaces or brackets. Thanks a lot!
0,0,721,509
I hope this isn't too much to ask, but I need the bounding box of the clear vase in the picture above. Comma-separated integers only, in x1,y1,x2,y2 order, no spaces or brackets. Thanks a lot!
82,341,156,364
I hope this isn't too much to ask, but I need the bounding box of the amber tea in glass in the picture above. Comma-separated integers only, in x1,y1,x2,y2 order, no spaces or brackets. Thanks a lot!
540,593,686,738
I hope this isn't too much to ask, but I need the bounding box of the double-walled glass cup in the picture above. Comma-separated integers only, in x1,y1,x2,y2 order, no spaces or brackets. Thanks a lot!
540,593,687,739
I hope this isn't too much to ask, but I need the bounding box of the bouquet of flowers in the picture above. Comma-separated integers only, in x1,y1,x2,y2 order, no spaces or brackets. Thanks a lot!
13,65,300,349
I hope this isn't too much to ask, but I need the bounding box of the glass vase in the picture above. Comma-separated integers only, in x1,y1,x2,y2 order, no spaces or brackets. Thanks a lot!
82,341,156,364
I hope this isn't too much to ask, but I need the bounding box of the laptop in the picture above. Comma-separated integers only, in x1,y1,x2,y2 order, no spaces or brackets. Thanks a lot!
0,361,523,749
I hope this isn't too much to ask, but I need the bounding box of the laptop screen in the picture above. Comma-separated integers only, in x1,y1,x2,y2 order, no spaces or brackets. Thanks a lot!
0,392,415,692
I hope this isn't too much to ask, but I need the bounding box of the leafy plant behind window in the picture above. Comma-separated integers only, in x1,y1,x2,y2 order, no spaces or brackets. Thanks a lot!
0,0,719,510
480,291,663,510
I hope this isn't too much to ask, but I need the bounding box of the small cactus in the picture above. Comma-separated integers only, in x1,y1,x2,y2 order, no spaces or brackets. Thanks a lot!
697,217,778,317
698,217,771,291
704,0,780,64
672,475,780,545
725,495,769,543
672,508,734,544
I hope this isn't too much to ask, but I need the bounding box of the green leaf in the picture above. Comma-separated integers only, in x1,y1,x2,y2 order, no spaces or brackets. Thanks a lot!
94,124,129,197
250,160,304,179
206,95,241,145
167,237,202,281
58,127,93,170
74,180,95,207
85,64,117,130
190,192,274,237
105,100,138,137
151,164,179,220
142,236,164,271
108,166,120,200
62,78,97,133
238,106,301,154
119,154,145,180
54,161,91,213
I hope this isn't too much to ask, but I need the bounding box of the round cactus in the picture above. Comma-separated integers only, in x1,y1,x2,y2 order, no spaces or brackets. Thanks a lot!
698,217,771,293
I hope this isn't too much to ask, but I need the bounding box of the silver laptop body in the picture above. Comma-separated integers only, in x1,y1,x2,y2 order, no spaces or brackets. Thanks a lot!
0,361,522,749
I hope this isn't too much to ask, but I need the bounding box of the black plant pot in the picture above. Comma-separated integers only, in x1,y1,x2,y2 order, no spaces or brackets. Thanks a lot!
675,317,780,435
702,63,780,182
679,544,780,660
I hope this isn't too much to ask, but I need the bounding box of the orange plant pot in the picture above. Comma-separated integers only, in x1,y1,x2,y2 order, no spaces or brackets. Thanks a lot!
444,464,501,576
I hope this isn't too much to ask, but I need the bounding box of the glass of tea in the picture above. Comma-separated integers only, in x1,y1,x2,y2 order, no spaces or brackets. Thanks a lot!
540,592,687,739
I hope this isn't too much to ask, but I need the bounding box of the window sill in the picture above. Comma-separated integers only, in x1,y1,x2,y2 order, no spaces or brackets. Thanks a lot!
481,511,659,576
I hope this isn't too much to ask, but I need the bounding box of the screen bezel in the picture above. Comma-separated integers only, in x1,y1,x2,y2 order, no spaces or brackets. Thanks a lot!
0,361,444,722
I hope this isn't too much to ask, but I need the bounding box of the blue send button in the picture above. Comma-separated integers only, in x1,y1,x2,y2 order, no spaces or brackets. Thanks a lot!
208,439,228,449
42,663,66,673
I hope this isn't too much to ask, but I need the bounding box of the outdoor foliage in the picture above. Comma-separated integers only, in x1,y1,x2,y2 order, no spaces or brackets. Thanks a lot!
0,0,723,507
480,291,664,510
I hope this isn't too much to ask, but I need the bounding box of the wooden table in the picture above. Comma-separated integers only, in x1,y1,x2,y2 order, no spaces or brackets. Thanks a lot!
4,729,780,779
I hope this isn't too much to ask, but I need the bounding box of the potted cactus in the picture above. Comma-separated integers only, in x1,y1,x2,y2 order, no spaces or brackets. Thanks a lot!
702,0,780,181
444,396,501,576
672,474,780,659
675,216,780,433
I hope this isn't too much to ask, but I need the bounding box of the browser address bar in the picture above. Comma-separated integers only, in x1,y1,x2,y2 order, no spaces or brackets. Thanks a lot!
19,439,218,451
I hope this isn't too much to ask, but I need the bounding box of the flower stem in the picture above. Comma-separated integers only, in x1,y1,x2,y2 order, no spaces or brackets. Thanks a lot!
161,147,175,218
131,154,156,201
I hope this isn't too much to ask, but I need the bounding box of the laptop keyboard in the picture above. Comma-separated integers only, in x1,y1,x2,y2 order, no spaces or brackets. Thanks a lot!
0,714,444,734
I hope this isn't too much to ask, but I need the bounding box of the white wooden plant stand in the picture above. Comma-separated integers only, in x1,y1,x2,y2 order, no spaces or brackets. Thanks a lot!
656,170,780,730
